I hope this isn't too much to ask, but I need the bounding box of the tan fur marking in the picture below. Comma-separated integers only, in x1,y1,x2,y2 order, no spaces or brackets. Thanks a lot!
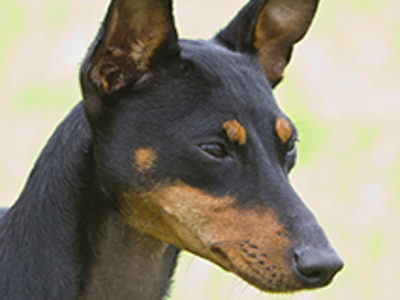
223,120,247,145
134,148,157,173
121,181,299,292
276,117,293,144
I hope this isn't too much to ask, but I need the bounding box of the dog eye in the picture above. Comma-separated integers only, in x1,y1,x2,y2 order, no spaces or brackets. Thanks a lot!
286,140,296,152
285,135,299,153
199,143,227,159
285,139,297,172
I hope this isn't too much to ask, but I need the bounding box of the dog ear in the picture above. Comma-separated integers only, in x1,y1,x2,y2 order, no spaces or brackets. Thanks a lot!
80,0,179,117
216,0,319,88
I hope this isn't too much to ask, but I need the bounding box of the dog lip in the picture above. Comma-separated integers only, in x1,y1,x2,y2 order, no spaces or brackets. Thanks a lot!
210,246,234,269
207,244,302,293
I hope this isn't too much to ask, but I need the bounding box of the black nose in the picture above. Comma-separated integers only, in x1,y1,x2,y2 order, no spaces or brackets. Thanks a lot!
294,247,344,288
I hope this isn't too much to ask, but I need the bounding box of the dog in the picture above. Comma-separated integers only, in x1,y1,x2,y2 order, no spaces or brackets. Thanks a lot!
0,0,343,299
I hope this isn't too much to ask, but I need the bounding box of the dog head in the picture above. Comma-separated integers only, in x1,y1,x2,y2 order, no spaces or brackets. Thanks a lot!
79,0,343,292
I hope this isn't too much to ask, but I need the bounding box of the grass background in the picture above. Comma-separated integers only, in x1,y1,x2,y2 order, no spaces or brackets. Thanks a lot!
1,0,399,299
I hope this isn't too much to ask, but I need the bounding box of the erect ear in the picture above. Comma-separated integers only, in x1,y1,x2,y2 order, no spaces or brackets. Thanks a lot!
80,0,179,117
216,0,319,88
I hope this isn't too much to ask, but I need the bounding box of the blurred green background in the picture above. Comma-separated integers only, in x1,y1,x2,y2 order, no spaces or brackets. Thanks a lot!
1,0,399,299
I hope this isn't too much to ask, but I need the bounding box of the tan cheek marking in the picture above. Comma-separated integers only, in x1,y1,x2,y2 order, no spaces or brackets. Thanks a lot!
121,182,235,250
133,148,157,173
276,117,293,144
223,120,247,145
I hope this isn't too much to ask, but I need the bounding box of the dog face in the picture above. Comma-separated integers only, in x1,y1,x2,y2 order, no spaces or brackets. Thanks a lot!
80,0,343,293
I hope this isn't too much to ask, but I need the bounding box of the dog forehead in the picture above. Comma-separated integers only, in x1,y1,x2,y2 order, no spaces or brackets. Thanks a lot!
179,39,280,114
180,40,264,87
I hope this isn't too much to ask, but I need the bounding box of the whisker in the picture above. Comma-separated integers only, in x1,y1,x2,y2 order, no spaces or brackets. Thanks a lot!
227,277,246,300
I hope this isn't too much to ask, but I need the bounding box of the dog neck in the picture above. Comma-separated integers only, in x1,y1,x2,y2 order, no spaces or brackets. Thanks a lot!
81,212,179,300
0,103,178,300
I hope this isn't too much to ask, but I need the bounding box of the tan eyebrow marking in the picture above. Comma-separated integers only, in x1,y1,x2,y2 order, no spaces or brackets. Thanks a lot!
275,117,293,144
133,148,157,173
223,120,247,146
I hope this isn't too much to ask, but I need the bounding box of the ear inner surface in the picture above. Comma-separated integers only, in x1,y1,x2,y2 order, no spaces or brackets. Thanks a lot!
88,0,178,95
254,0,319,87
215,0,319,88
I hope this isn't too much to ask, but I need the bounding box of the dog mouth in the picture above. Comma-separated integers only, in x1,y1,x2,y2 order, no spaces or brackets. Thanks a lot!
203,238,343,293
